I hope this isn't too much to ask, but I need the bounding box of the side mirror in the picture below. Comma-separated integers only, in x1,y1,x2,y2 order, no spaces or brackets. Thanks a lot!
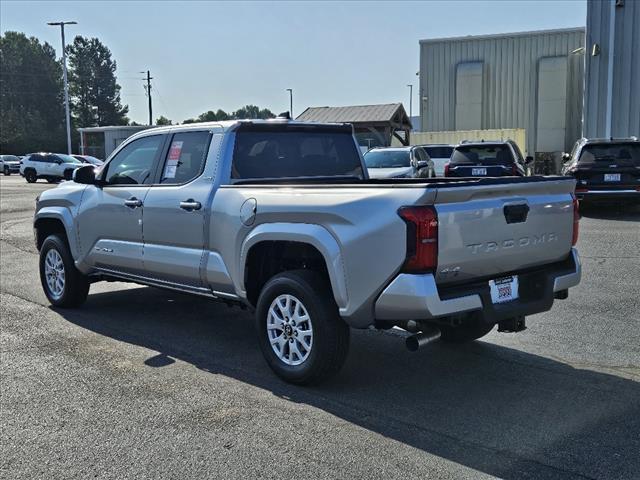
562,153,571,162
415,160,429,169
525,155,534,165
73,164,97,184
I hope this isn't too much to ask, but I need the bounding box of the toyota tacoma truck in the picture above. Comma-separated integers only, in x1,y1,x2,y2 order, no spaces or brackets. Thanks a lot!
33,118,581,385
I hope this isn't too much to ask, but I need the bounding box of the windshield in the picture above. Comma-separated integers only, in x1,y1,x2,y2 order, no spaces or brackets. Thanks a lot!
450,145,513,166
56,154,82,164
1,155,19,162
578,143,640,167
424,146,453,159
364,150,411,168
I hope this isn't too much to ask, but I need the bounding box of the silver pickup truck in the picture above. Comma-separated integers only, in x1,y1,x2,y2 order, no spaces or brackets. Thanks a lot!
34,119,581,384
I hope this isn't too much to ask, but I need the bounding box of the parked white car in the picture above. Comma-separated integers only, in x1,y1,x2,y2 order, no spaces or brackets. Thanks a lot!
0,155,21,176
419,144,454,177
20,153,83,183
364,146,434,179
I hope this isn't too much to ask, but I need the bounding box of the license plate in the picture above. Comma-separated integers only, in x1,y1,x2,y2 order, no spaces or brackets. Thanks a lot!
604,173,621,182
472,168,487,176
489,276,519,304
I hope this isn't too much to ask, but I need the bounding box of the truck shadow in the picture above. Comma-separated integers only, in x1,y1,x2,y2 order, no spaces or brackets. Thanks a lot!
57,286,640,480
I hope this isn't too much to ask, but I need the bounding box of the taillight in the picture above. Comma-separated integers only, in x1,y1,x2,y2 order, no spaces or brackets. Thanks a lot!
571,193,580,246
444,163,450,177
398,206,438,272
511,163,518,175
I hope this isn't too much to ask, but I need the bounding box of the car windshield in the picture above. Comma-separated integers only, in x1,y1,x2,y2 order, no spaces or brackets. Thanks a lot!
424,146,453,159
1,155,19,162
57,154,82,164
578,143,640,167
364,150,411,168
450,145,513,165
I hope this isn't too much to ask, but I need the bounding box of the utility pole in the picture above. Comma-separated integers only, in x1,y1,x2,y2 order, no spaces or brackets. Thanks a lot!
407,84,413,118
286,88,293,117
47,20,76,154
141,70,153,125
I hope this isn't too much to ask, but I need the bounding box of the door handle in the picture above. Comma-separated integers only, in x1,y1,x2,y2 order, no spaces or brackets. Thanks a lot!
124,197,143,208
179,199,201,211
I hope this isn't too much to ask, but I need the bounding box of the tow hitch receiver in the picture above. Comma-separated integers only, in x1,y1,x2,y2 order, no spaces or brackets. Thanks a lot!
498,316,527,333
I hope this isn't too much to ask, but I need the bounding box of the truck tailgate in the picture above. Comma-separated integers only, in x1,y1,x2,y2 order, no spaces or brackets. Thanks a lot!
433,178,576,285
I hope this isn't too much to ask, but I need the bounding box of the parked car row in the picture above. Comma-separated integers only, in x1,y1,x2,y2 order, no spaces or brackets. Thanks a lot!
0,153,104,183
363,140,532,179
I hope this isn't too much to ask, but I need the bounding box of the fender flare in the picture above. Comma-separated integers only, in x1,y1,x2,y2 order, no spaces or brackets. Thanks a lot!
34,207,79,259
239,223,349,309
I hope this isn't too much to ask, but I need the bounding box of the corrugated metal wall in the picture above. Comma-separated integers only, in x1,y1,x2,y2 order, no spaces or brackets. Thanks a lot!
583,0,640,138
419,28,585,155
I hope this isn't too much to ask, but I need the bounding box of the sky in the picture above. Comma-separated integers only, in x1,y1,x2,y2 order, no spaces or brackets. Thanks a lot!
1,0,587,125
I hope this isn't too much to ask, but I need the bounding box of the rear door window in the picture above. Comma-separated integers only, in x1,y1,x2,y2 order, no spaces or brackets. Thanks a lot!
232,128,363,179
160,131,211,184
451,145,514,166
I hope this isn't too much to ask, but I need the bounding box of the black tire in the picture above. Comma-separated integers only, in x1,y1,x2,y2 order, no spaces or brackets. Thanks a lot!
25,169,37,183
255,270,350,385
3,166,9,176
439,317,495,343
39,234,89,308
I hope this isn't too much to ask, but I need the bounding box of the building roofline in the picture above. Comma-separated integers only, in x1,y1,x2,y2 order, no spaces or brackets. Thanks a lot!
419,27,585,45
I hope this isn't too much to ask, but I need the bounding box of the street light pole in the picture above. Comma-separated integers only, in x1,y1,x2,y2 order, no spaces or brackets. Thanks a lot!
407,84,413,118
48,21,77,155
286,88,293,118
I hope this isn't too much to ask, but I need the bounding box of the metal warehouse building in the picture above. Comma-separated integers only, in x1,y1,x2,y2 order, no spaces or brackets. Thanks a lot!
583,0,640,138
419,27,585,156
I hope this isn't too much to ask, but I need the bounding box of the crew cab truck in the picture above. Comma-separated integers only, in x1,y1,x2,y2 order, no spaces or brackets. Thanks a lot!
34,119,581,385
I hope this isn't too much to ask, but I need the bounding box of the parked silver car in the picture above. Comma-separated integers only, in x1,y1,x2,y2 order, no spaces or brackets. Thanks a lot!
0,154,21,175
34,119,581,384
364,146,434,179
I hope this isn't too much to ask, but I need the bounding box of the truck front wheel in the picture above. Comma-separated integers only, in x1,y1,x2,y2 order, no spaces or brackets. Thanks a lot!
39,235,89,308
255,270,350,385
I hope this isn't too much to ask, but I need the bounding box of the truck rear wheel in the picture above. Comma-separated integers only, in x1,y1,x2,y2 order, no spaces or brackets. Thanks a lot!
439,318,495,343
255,270,350,385
39,234,89,308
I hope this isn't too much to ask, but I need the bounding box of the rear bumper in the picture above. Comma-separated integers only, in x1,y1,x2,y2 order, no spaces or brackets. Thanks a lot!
576,189,640,201
375,248,581,322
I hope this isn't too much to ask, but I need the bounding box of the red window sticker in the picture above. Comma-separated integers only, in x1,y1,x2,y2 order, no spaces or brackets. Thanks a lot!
168,141,183,161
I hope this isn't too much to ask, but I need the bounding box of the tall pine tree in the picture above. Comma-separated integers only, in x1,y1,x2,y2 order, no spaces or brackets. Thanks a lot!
0,31,65,153
67,36,129,127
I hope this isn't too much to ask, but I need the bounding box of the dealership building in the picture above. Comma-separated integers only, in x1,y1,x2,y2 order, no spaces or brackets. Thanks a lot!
418,27,585,156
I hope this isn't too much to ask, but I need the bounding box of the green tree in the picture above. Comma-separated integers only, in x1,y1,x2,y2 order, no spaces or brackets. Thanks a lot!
233,104,275,119
155,115,172,126
0,31,65,153
66,36,129,127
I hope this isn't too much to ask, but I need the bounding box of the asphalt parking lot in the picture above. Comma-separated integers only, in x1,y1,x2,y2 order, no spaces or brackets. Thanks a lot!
1,174,639,480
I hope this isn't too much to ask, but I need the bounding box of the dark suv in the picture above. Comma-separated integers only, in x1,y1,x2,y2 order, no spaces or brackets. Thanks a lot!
562,137,640,204
445,140,532,177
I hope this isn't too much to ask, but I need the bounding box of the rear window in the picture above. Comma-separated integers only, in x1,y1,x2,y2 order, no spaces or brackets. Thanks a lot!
424,146,453,159
578,143,640,167
232,129,363,179
364,150,411,168
451,145,514,166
